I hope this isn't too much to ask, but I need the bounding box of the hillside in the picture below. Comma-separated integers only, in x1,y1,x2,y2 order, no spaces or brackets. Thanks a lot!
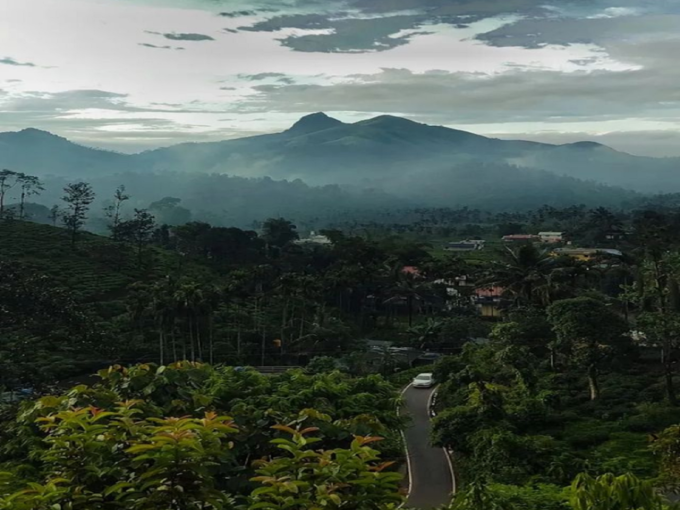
131,113,680,193
0,221,209,316
0,128,128,178
0,114,668,212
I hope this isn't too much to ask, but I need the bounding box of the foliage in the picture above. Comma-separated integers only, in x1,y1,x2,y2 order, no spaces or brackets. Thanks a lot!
446,473,675,510
61,182,96,246
569,473,673,510
0,362,405,509
249,428,403,509
547,297,630,400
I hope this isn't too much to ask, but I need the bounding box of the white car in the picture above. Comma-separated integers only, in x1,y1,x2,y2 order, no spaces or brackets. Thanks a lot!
412,373,435,388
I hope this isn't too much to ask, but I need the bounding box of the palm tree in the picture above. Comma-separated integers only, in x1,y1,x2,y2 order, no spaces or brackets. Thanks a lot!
174,282,204,361
149,277,180,364
408,319,444,350
383,264,430,327
483,244,556,308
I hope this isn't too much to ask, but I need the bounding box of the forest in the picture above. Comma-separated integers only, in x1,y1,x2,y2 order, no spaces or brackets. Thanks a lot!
3,174,680,508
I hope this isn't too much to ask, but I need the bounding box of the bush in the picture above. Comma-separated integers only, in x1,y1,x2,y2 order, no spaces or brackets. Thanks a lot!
488,483,569,510
624,403,680,433
591,432,657,478
559,419,620,449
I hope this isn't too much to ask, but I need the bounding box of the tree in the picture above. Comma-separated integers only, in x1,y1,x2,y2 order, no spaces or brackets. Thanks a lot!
584,207,622,243
249,428,403,510
261,217,299,251
569,473,672,510
116,208,156,264
491,309,555,365
48,205,60,226
384,266,430,327
445,473,672,510
485,245,555,307
148,196,192,226
652,424,680,490
0,365,405,510
409,318,444,350
547,298,629,400
0,169,20,218
638,312,680,405
104,184,130,240
61,182,95,247
16,174,43,220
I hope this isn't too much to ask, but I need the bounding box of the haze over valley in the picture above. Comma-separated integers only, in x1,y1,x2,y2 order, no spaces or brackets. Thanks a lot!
2,112,674,226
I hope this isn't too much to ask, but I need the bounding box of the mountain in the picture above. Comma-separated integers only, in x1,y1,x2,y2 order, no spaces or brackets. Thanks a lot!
1,114,675,211
0,128,128,177
129,114,679,194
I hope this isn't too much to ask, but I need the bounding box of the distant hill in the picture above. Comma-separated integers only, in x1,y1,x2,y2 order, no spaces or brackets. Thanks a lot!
0,128,128,178
2,113,673,210
129,113,679,194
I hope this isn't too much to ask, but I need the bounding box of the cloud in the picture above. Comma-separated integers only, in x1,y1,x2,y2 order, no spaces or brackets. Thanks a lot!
219,10,257,18
240,13,439,52
163,32,214,41
476,14,680,50
236,63,680,126
234,0,559,53
138,43,185,50
239,73,296,84
0,57,36,67
492,129,680,158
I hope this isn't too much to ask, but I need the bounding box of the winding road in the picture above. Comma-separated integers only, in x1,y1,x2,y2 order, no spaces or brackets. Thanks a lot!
401,384,455,509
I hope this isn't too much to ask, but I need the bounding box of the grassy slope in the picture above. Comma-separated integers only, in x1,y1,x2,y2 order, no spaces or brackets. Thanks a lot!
0,220,208,306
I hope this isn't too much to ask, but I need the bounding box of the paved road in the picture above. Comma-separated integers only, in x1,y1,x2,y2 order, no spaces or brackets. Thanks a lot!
401,385,454,509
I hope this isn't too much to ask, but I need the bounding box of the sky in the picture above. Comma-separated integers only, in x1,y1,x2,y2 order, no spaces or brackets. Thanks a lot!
1,0,680,156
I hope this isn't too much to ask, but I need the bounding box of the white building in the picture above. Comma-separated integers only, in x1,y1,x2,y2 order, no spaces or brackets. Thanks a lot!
538,232,564,243
295,231,332,246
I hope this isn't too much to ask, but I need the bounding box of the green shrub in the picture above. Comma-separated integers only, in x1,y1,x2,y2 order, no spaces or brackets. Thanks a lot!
624,403,680,433
590,432,657,478
488,483,569,510
559,419,621,449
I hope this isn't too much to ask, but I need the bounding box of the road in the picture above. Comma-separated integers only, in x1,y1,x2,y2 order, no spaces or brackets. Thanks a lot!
401,385,454,509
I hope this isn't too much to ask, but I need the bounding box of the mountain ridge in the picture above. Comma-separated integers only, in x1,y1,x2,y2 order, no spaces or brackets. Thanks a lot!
0,114,677,198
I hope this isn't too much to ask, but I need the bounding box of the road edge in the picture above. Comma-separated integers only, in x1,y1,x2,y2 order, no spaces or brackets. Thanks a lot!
398,383,413,508
429,385,457,495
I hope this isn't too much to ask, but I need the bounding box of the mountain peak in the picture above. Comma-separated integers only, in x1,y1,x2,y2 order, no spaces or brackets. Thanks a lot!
287,112,344,134
7,128,68,144
18,128,60,138
563,141,606,150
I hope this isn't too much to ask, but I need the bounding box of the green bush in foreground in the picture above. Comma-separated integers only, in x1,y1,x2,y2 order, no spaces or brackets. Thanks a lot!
447,473,675,510
0,404,403,509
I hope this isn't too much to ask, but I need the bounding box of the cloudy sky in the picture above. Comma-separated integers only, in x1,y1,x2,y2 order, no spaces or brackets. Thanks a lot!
1,0,680,155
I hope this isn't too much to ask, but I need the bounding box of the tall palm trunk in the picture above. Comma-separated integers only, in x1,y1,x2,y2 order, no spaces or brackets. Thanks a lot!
196,317,203,361
664,339,678,405
19,191,26,220
208,313,214,365
171,328,178,362
159,330,165,365
261,327,266,366
189,316,195,361
407,295,414,328
588,364,600,400
549,346,557,371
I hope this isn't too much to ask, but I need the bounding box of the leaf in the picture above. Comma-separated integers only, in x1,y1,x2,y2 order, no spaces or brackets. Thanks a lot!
271,424,297,435
103,482,134,496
